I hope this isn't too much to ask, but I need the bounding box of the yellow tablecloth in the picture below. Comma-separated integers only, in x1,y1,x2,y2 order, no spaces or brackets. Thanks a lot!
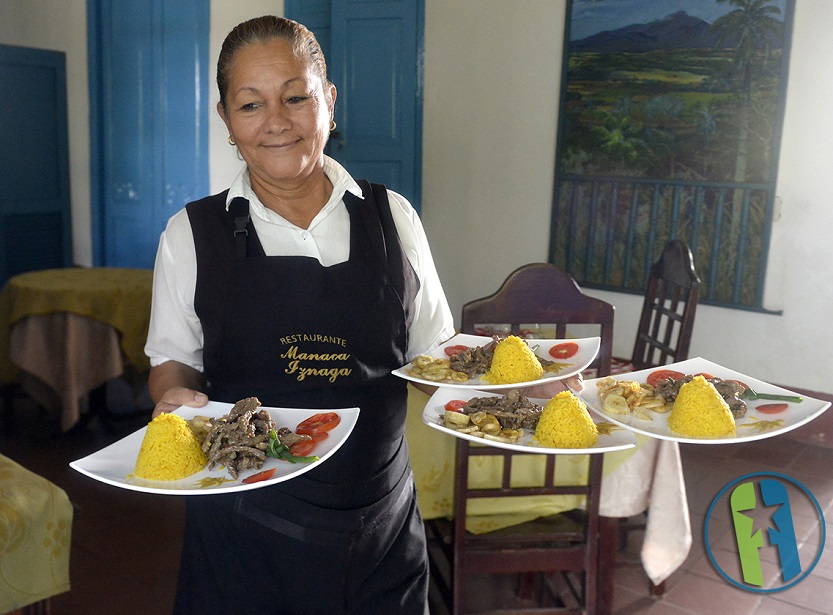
0,267,153,383
0,268,153,430
0,454,72,613
405,385,691,585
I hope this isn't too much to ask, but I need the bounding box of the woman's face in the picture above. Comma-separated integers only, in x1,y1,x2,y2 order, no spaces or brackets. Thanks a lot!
219,38,336,190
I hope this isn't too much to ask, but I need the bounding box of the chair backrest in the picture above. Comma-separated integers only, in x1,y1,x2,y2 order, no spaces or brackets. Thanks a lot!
443,263,615,613
461,262,614,377
630,239,700,371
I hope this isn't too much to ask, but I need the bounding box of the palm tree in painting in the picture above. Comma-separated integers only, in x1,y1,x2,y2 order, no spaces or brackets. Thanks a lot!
711,0,783,185
711,0,783,249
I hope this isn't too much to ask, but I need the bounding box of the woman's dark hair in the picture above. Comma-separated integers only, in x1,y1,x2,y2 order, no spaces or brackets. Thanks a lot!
217,16,330,112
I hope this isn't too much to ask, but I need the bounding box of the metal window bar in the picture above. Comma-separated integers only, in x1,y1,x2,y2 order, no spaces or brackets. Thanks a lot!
550,175,779,313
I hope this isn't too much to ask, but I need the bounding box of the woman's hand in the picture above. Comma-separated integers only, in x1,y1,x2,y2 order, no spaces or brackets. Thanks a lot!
521,373,584,400
148,360,208,417
152,387,209,418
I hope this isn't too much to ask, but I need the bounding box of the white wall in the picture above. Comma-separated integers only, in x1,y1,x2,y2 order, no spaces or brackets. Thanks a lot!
3,0,831,392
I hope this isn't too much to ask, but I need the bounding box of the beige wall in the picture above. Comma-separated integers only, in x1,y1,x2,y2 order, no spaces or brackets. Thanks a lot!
3,0,832,391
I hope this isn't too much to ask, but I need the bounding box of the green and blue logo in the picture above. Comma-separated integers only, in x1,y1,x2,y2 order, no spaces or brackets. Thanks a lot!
705,472,825,592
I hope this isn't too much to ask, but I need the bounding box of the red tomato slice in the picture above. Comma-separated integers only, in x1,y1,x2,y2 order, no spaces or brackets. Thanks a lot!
549,342,580,359
696,372,715,380
241,468,276,484
756,403,789,414
646,369,685,387
307,432,329,442
296,412,341,435
443,344,469,357
289,440,317,457
726,379,750,391
444,399,468,412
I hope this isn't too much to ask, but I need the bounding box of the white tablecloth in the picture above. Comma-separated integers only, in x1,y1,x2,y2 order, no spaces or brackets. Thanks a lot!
599,436,692,585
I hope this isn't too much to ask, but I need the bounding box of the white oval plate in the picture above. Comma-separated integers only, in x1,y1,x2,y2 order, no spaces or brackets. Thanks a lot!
422,387,636,455
393,333,600,390
69,401,360,495
579,358,831,444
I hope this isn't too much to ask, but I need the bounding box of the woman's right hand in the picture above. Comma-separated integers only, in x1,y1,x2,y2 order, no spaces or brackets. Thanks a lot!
152,386,209,418
148,360,209,417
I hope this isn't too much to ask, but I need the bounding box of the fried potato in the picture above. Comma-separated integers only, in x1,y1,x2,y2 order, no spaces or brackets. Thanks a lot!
441,411,524,443
596,376,669,419
602,394,631,414
407,355,469,383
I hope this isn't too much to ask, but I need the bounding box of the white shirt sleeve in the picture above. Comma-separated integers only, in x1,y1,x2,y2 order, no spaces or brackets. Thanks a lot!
144,209,203,370
386,190,456,359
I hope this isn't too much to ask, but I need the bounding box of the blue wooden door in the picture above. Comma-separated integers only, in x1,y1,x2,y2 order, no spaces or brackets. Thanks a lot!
0,45,72,285
88,0,209,268
287,0,423,209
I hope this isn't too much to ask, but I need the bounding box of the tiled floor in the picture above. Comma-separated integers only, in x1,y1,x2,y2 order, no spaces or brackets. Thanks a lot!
611,420,833,615
2,387,832,615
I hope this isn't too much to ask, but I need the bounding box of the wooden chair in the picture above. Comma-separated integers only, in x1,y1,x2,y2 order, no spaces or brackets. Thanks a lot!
612,239,700,373
425,263,615,615
610,239,700,596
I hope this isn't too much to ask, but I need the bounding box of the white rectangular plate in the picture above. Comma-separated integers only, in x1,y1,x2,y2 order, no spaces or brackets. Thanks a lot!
423,387,636,455
580,358,831,444
69,401,360,495
394,333,600,390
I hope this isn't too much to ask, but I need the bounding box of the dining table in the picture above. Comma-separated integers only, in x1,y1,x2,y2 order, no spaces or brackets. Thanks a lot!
405,384,692,605
0,453,72,613
0,267,153,432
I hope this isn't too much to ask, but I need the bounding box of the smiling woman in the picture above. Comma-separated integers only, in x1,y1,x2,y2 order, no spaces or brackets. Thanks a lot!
217,37,336,226
143,14,455,615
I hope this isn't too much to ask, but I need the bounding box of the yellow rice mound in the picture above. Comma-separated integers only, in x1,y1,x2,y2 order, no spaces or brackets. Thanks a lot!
483,335,544,384
130,413,207,480
667,375,736,438
534,391,599,448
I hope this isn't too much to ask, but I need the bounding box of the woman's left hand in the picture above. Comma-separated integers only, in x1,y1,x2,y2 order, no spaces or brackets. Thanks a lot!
521,373,584,399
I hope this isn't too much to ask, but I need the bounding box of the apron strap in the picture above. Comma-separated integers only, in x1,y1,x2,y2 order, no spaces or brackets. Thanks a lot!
355,180,407,303
228,197,251,259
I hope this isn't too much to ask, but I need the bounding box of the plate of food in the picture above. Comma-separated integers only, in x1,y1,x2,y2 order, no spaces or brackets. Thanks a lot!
393,333,600,390
579,357,831,444
423,387,637,455
69,398,360,495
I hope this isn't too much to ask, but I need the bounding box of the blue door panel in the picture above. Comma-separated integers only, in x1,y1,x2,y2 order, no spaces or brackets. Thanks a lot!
346,19,401,140
0,45,72,284
89,0,209,269
98,2,156,267
160,0,210,231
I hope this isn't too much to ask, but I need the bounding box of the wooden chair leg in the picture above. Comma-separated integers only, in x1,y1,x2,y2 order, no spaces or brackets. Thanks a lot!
598,517,618,615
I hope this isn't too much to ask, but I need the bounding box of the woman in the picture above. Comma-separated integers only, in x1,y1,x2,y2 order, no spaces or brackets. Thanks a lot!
145,16,454,614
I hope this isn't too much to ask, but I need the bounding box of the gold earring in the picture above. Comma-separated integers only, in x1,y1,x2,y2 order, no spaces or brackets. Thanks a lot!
330,120,337,132
228,135,236,146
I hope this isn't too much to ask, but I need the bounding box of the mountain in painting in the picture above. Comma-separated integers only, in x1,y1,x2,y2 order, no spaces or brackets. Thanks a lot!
570,10,723,52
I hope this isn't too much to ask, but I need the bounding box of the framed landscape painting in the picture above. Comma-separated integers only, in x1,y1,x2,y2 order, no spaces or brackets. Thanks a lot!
550,0,795,311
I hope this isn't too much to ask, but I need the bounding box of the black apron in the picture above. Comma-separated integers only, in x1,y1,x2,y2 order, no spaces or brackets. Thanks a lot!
174,182,428,615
